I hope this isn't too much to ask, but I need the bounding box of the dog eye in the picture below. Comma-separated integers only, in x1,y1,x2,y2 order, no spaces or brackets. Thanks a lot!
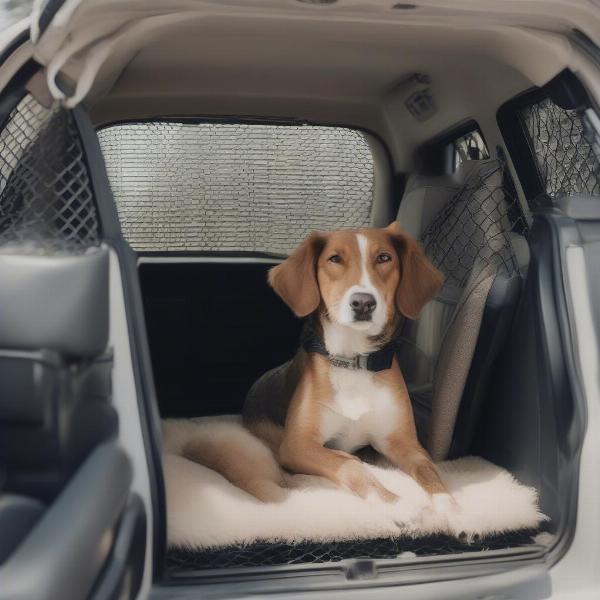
328,254,342,264
376,253,392,263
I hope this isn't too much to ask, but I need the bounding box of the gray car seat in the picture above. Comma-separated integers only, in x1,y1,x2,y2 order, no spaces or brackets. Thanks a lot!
397,158,529,461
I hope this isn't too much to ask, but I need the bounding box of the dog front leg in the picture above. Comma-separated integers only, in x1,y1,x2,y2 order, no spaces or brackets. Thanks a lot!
377,430,447,494
279,437,397,502
378,434,462,526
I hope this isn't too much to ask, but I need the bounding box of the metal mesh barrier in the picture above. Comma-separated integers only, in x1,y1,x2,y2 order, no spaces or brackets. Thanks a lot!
0,94,99,253
421,159,526,295
167,529,539,572
98,122,374,254
521,97,600,198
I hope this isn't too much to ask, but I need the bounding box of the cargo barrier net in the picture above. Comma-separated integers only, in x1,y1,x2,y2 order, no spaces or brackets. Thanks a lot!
0,94,99,253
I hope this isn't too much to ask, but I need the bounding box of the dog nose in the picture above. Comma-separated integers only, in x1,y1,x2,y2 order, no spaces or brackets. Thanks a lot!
350,292,376,317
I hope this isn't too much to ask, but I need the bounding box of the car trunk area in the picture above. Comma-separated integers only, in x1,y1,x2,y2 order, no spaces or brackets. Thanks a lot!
83,16,593,582
2,1,599,595
111,76,591,583
139,253,569,578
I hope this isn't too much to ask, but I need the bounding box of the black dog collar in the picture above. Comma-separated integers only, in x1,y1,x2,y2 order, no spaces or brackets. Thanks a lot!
300,320,397,372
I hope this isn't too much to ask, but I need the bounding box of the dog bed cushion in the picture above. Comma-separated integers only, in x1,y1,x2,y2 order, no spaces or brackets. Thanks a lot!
163,417,547,550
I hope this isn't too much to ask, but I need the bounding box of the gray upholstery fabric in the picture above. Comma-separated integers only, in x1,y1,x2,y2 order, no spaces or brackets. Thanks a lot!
428,269,495,461
396,300,455,392
398,173,459,239
397,159,521,460
396,171,460,396
509,232,531,273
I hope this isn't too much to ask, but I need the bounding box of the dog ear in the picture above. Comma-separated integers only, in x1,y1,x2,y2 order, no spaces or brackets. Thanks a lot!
385,221,443,320
268,232,326,317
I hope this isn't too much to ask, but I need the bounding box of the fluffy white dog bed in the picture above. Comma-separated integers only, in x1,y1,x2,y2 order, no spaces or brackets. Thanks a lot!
163,417,546,549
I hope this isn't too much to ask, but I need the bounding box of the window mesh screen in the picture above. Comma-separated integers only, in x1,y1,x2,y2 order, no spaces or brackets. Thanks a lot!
0,94,99,253
520,97,600,198
98,123,374,254
422,159,525,294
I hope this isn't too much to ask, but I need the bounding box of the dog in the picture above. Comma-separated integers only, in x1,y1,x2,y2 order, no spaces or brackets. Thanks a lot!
183,222,456,513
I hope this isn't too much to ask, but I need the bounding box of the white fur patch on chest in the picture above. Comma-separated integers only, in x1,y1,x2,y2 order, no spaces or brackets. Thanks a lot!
320,368,401,453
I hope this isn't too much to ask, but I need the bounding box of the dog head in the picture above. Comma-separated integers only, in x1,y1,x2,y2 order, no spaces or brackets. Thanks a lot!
268,222,443,335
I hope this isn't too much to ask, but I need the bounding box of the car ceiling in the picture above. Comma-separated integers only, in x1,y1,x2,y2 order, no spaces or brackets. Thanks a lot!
87,15,574,170
8,1,590,170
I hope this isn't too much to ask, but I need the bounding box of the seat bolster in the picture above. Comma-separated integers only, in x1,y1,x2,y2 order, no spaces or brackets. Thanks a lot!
428,273,495,461
509,232,531,273
399,160,528,462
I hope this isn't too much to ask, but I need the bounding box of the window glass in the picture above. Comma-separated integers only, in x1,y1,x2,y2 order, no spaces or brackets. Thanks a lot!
0,94,98,252
520,97,600,198
98,123,375,254
451,130,489,171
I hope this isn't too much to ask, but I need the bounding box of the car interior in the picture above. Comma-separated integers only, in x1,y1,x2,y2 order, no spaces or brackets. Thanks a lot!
0,2,599,597
93,15,590,575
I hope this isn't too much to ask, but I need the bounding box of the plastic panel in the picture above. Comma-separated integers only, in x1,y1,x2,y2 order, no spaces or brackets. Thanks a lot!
0,349,116,501
472,210,583,531
0,443,132,600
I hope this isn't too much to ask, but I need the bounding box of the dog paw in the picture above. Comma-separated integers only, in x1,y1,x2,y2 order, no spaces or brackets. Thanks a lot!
418,493,466,537
391,502,423,531
431,492,459,516
337,461,399,503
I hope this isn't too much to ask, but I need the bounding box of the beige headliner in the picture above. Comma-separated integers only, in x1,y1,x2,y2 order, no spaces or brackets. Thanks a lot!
11,1,592,172
85,14,578,170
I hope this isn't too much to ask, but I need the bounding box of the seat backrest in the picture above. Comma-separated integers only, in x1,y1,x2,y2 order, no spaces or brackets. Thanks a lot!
0,247,116,501
397,159,528,461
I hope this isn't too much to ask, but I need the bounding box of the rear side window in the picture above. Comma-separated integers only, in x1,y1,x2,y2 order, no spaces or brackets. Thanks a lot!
520,97,600,198
0,94,99,253
417,122,489,175
451,129,489,171
97,123,375,254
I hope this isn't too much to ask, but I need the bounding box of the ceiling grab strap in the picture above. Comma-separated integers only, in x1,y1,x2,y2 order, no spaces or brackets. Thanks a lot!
35,4,200,108
45,43,82,102
46,42,111,108
44,21,137,108
31,0,85,53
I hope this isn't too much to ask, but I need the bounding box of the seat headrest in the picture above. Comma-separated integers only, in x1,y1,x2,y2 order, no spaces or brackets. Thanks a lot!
397,173,459,239
0,247,108,358
398,159,505,240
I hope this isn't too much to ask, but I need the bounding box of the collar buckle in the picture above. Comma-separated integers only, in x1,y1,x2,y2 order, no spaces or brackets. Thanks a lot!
328,353,369,370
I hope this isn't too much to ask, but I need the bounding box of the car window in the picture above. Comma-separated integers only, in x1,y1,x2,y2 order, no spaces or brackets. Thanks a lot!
417,123,490,175
520,97,600,198
450,129,489,172
0,93,99,252
97,122,375,254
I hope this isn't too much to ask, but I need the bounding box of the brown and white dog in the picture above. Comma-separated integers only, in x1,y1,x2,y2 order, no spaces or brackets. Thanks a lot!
184,222,455,513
